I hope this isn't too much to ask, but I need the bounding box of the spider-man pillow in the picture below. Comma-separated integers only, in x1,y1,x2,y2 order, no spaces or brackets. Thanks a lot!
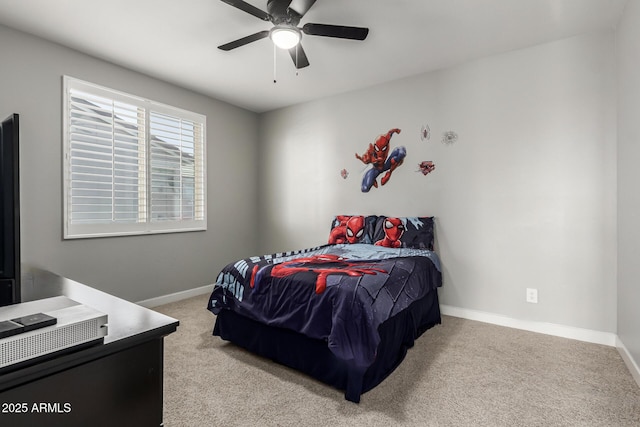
328,215,378,244
372,216,435,250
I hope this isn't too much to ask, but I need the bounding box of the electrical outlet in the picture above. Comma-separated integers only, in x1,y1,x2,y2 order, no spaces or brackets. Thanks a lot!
526,288,538,304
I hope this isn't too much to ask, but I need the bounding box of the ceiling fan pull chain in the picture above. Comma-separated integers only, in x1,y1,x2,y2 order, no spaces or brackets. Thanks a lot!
273,43,277,83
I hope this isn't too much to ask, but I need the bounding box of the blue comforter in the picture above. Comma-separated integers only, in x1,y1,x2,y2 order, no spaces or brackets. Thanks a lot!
208,244,442,368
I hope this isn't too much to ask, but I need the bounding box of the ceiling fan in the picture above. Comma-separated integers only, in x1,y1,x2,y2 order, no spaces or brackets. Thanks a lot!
218,0,369,69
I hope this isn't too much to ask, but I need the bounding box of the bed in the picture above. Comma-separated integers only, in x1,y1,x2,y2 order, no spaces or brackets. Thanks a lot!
207,215,442,402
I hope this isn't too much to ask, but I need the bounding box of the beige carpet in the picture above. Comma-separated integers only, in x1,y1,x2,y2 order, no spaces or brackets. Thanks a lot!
155,294,640,427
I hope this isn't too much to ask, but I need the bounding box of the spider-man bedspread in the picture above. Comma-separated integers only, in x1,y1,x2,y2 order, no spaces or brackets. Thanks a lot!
208,243,442,369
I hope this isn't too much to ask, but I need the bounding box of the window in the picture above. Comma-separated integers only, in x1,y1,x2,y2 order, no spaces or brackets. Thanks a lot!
63,76,206,239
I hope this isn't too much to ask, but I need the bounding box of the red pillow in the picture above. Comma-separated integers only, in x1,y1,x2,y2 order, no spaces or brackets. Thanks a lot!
372,216,434,250
328,215,377,244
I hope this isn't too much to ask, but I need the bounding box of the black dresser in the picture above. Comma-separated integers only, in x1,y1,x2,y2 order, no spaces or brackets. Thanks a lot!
0,266,179,426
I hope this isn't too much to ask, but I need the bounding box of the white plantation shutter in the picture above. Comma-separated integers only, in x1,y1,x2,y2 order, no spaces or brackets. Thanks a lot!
150,112,205,222
63,77,206,239
67,89,146,225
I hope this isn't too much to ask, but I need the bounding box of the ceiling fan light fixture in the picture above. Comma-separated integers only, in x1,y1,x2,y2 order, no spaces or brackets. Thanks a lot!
270,25,301,49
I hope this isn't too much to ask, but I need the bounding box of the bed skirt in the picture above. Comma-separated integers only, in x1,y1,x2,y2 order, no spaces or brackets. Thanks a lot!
212,289,441,403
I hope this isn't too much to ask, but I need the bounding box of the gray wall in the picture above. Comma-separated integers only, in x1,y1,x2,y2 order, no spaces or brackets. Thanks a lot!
0,24,260,302
2,13,636,374
258,32,618,334
617,0,640,371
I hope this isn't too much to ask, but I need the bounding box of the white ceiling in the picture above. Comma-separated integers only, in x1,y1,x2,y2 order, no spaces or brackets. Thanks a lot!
0,0,628,113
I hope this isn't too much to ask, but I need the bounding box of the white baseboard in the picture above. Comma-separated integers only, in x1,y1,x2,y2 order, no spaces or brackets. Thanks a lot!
137,287,640,385
136,284,212,308
440,304,617,347
616,336,640,389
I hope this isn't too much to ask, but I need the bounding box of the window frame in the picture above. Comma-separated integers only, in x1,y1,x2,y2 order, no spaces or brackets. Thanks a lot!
62,76,207,239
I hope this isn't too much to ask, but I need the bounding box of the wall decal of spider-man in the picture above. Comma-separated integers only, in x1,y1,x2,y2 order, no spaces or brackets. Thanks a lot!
328,215,365,244
375,217,405,248
355,128,407,192
250,254,386,294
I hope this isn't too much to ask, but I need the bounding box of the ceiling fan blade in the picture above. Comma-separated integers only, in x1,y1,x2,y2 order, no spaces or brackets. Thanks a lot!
218,30,270,51
220,0,270,21
288,44,310,69
288,0,317,18
302,23,369,40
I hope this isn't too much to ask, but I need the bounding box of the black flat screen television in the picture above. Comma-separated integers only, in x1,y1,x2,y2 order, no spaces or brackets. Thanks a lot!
0,113,20,306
